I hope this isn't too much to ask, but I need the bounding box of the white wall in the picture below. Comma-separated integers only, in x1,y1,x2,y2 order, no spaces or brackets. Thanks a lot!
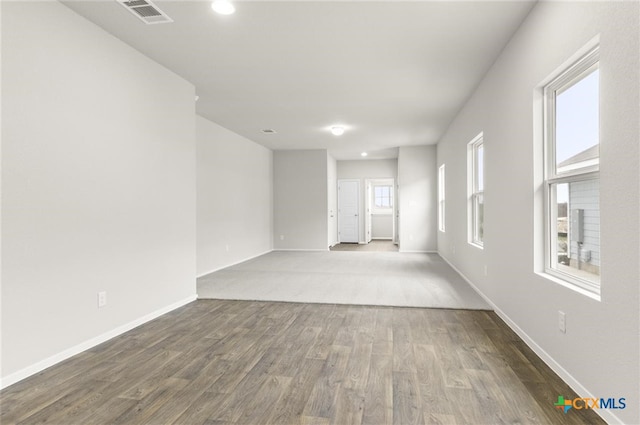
196,116,273,276
1,2,196,385
273,150,328,250
371,215,393,239
337,159,398,243
398,146,437,252
327,154,338,247
437,2,639,423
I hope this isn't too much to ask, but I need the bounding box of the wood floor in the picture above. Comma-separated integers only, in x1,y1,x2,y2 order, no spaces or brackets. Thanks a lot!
0,300,604,425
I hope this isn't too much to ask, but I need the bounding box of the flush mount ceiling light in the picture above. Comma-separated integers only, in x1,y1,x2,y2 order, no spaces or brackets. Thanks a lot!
361,152,368,157
211,0,235,15
331,126,345,136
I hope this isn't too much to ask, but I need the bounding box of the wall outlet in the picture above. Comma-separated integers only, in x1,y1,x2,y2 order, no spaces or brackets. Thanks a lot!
98,291,107,308
558,311,566,333
452,245,456,254
225,244,230,252
483,265,488,276
280,235,284,240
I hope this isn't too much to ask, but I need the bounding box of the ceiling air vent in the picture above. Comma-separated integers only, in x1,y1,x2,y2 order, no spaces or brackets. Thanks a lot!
117,0,173,25
261,129,277,134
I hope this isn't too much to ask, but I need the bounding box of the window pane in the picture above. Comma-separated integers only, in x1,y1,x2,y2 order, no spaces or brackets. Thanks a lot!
476,144,484,191
550,179,600,284
556,69,599,174
474,193,484,243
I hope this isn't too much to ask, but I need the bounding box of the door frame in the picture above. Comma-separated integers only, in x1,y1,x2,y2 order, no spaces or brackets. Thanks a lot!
337,179,360,243
365,178,396,243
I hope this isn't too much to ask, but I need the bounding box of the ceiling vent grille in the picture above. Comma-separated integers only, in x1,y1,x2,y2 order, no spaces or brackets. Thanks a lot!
117,0,173,25
261,129,277,134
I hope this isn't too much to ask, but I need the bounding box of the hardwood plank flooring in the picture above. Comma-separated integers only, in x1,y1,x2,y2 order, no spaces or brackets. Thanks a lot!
0,300,605,425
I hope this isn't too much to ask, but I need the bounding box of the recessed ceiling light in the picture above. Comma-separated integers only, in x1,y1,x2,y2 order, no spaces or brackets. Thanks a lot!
331,126,345,136
211,0,235,15
361,152,368,157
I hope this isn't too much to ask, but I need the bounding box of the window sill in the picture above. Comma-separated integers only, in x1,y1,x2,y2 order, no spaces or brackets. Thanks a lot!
536,270,601,301
468,241,484,250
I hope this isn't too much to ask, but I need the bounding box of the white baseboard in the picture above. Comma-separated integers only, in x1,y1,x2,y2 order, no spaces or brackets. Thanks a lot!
399,250,438,254
274,248,329,252
197,249,273,278
437,252,623,425
0,294,197,390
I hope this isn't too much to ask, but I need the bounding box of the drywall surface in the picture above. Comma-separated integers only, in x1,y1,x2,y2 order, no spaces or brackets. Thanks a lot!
372,215,393,239
327,154,338,247
398,146,437,252
436,2,639,423
196,116,273,276
1,2,196,382
274,150,328,250
337,159,398,243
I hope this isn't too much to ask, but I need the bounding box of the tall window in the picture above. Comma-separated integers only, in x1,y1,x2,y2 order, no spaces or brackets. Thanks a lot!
543,45,600,295
374,185,392,209
468,133,484,247
438,164,446,232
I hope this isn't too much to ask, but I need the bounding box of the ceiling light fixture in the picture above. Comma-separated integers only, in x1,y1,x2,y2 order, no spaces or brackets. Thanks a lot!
211,0,235,15
361,152,368,157
331,126,345,136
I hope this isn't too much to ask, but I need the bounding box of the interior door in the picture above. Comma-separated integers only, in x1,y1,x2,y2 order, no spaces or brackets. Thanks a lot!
338,180,359,243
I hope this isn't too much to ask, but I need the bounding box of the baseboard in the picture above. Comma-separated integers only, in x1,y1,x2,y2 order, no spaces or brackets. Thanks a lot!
274,248,329,252
437,252,623,425
197,249,273,278
399,250,438,254
0,294,197,390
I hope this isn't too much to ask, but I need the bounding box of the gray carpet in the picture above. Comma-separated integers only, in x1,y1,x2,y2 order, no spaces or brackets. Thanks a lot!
197,251,491,310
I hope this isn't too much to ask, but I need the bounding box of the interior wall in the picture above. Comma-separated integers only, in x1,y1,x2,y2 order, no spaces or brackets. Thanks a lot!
1,2,197,385
327,154,338,247
273,150,328,250
436,2,639,423
336,159,398,243
196,116,273,277
398,146,437,252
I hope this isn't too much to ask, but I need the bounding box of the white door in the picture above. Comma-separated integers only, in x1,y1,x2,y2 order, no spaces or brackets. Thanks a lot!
365,181,373,243
338,180,359,243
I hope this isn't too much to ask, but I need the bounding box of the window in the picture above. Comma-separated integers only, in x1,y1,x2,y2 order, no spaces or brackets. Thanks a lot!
374,185,392,209
438,164,445,232
468,133,484,247
543,45,600,295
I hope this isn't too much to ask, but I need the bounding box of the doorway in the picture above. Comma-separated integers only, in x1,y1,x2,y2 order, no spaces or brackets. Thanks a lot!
365,178,396,244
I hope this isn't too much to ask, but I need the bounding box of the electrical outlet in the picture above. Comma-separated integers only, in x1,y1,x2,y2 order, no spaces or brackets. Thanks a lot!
558,311,566,333
225,244,230,252
452,245,456,254
484,265,488,276
98,291,107,308
280,235,284,240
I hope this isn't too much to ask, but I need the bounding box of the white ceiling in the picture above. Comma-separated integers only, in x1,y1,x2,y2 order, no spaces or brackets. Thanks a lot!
62,0,536,160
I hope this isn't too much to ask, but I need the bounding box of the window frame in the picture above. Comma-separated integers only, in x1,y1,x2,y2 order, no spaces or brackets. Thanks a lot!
373,184,393,213
542,45,600,296
467,133,484,248
438,164,446,232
